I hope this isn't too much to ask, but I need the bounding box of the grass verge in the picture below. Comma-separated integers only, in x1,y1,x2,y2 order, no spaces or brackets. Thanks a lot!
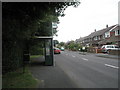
2,66,39,88
30,55,42,59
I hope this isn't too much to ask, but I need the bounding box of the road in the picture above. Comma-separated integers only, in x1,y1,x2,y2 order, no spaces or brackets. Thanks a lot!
54,50,119,88
30,50,119,88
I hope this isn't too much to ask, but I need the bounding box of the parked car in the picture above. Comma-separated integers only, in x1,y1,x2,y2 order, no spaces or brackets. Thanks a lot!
54,48,61,54
101,45,120,53
60,47,65,51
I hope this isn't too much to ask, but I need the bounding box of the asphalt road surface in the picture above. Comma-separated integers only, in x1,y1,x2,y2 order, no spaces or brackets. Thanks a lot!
30,50,119,88
54,50,119,88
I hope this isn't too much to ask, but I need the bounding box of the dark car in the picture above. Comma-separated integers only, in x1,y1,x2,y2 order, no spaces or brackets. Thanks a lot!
54,48,61,54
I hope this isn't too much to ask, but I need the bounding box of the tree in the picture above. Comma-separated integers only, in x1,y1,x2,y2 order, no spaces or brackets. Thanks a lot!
54,40,59,47
66,40,81,51
3,2,80,40
59,42,65,46
2,2,80,73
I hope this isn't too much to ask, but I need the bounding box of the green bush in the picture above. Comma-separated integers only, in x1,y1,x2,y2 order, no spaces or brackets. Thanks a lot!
30,47,44,55
29,42,44,55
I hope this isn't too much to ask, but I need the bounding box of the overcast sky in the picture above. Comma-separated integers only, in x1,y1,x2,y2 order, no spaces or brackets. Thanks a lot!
53,0,120,42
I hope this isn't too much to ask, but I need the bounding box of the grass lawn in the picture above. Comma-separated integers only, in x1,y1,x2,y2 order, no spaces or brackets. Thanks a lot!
30,55,42,59
2,55,43,88
2,66,39,88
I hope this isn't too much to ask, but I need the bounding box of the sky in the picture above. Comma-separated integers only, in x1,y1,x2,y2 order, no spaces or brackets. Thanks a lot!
53,0,120,42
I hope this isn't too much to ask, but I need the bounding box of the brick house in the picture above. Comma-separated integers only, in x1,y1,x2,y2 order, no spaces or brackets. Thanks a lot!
98,24,120,46
76,24,119,48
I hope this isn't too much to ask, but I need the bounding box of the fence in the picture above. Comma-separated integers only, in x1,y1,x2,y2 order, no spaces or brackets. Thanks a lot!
87,47,101,53
109,50,120,55
87,47,120,55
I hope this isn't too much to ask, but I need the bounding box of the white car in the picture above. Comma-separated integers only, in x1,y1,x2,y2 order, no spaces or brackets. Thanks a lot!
60,47,65,51
101,45,120,53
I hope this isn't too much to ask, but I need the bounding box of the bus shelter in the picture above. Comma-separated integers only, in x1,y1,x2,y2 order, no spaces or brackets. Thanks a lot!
32,36,54,66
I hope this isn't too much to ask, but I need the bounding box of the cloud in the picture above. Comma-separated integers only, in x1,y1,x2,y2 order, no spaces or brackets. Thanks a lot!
54,0,119,42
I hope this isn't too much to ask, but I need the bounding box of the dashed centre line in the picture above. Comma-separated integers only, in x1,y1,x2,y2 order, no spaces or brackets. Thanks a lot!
105,64,119,69
81,58,88,61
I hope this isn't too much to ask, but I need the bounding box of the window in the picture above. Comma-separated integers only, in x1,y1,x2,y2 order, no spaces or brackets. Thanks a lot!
111,46,114,48
97,36,99,40
115,30,120,36
107,46,110,48
115,46,119,48
107,46,114,48
102,35,105,39
94,36,97,40
105,31,110,38
107,35,109,37
118,30,120,35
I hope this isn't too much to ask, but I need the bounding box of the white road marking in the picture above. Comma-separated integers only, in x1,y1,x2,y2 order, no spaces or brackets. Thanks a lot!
82,58,88,61
66,54,68,55
105,64,119,69
72,55,76,57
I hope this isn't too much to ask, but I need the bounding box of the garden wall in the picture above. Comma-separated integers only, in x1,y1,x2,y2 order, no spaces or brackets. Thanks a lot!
109,50,120,55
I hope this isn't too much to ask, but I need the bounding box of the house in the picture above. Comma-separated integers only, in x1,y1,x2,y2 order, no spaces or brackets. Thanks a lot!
75,24,120,54
98,24,119,46
76,24,119,48
106,24,120,45
75,37,85,45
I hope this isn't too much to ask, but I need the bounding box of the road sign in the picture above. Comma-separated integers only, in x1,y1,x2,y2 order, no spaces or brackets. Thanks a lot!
52,22,58,29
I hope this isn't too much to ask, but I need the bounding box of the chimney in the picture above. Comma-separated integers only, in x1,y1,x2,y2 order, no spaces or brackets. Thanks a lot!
106,24,108,28
94,29,96,32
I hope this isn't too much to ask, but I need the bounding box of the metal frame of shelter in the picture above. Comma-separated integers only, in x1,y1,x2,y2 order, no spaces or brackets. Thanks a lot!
34,36,54,66
29,22,57,66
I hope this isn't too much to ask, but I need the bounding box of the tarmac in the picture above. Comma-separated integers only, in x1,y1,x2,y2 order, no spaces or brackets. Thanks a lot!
29,52,119,88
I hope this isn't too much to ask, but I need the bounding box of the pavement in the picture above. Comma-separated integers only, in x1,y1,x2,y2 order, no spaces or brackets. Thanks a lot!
79,51,120,59
29,56,78,88
95,53,120,59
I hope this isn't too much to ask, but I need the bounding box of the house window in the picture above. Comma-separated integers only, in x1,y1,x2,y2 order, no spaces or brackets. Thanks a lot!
105,31,110,38
107,35,109,37
97,36,100,40
94,36,97,40
115,30,120,36
90,38,92,41
102,35,105,39
118,30,120,35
